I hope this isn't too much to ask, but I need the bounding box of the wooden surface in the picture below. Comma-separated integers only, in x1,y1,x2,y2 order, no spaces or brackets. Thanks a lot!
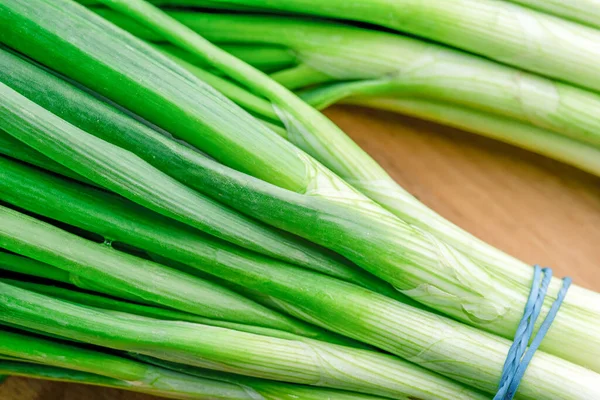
2,105,600,399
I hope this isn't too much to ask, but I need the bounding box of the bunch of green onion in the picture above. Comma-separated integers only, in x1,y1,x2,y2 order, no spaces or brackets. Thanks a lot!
1,0,600,399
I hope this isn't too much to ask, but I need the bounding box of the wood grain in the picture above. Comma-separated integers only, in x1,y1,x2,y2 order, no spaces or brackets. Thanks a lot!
2,105,599,399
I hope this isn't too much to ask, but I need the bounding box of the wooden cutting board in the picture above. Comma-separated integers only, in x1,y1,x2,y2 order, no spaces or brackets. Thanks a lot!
2,105,599,400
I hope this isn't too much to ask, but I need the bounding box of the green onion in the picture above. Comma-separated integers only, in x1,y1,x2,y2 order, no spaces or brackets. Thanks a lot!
0,253,72,284
97,0,600,94
506,0,600,29
0,361,258,400
0,203,353,344
0,42,397,297
0,283,491,400
0,153,407,309
68,11,600,179
0,329,151,382
0,48,365,283
112,9,600,177
0,250,159,307
304,92,600,178
155,45,282,123
1,198,599,398
1,1,309,192
271,64,333,91
157,42,297,73
122,12,600,150
0,329,388,400
131,355,394,400
88,0,600,371
6,0,600,374
0,278,336,342
0,361,390,400
0,130,92,184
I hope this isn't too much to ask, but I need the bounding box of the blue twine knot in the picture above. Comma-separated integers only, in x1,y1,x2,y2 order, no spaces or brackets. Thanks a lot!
494,265,571,400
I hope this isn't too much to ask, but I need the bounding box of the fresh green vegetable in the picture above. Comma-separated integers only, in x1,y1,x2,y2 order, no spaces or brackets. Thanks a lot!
91,0,600,93
271,64,332,91
2,203,599,398
305,95,600,178
158,42,296,73
2,2,600,398
1,1,309,191
5,0,600,374
0,50,364,283
0,362,390,400
506,0,600,29
0,329,150,382
90,0,600,371
0,361,256,400
0,130,92,184
133,356,393,400
0,46,385,293
114,12,600,150
0,283,492,400
155,46,282,124
0,155,419,336
0,252,72,284
0,204,354,344
0,251,157,307
0,329,388,400
0,278,335,343
60,11,600,179
110,10,600,177
0,154,407,309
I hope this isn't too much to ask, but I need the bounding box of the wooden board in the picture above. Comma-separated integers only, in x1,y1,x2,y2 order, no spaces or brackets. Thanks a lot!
2,105,599,400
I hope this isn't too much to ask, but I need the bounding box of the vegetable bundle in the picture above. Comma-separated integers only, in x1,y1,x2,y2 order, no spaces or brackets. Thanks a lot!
1,0,599,399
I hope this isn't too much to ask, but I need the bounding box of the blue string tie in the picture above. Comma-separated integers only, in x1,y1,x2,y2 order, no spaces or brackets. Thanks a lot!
494,265,572,400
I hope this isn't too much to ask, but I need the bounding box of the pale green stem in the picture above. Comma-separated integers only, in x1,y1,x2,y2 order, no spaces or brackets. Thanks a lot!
0,283,490,400
301,89,600,177
0,129,92,184
155,45,282,122
0,278,328,343
2,329,364,400
506,0,600,30
142,12,600,149
271,64,333,90
156,43,297,73
118,0,600,93
9,0,600,374
84,8,600,370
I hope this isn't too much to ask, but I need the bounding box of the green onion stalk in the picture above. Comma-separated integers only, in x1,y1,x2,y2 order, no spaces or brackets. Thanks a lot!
505,0,600,30
0,277,348,343
0,362,391,400
103,11,600,169
158,42,296,73
107,37,600,178
0,46,392,299
0,329,388,400
0,361,267,400
0,152,415,324
86,0,600,94
0,283,492,400
131,355,397,400
317,97,600,177
1,161,599,399
0,76,357,288
3,0,600,375
0,131,93,184
93,0,600,367
0,196,359,347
